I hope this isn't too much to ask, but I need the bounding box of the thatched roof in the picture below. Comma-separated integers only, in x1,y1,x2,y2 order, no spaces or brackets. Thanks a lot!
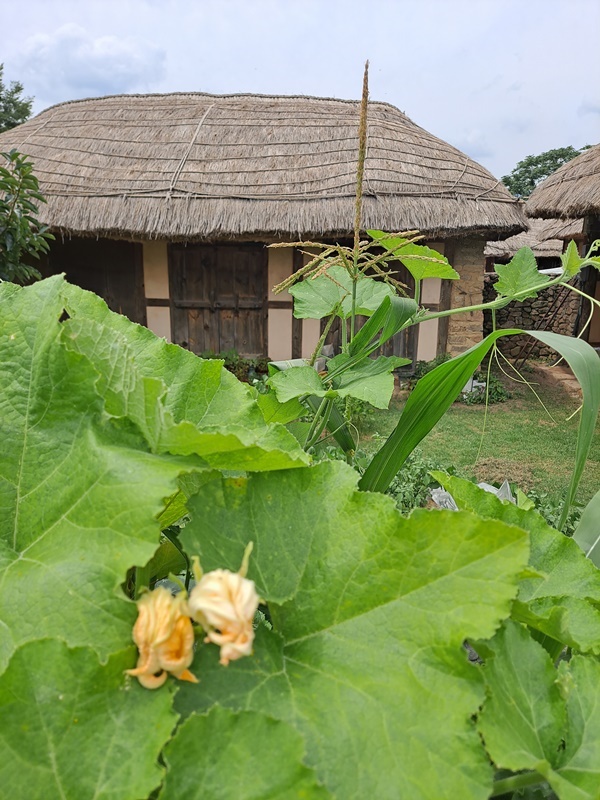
526,143,600,219
0,92,525,241
485,217,584,259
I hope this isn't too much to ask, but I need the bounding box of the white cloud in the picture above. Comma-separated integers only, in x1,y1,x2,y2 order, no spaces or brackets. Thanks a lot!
15,23,166,110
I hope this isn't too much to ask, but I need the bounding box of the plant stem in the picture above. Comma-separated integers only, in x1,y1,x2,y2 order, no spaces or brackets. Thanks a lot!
309,309,338,366
413,279,421,306
417,274,566,325
490,771,546,797
305,397,333,448
351,61,369,342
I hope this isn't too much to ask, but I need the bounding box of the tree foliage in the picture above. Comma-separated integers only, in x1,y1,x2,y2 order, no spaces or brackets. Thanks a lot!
0,149,53,283
501,146,590,198
0,64,32,133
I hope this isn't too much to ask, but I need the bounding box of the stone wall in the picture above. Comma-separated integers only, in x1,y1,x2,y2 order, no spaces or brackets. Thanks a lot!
446,238,485,355
482,274,580,359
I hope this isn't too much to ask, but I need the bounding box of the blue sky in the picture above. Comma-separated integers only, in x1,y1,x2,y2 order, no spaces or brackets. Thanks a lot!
3,0,599,179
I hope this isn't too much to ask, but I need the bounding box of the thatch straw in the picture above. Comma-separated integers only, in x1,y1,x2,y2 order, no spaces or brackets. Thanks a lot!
526,143,600,219
485,217,584,259
0,91,525,240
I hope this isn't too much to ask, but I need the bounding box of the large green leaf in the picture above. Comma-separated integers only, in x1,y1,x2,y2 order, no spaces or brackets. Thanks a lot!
330,353,408,408
289,264,396,319
60,280,308,471
574,489,600,566
0,640,176,799
176,462,529,799
0,278,208,671
368,230,459,280
494,247,544,300
434,475,600,654
160,707,332,799
478,621,600,800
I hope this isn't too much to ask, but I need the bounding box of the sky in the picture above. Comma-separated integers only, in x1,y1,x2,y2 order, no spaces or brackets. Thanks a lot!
2,0,599,180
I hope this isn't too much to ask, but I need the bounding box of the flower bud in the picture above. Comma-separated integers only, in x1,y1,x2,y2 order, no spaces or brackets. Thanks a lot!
188,566,260,666
126,587,198,689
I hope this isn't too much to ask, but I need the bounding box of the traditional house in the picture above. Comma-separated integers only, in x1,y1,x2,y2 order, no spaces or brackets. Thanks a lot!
526,143,600,347
0,92,525,361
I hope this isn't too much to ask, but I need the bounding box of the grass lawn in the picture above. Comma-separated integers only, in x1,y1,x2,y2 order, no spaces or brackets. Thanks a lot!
358,364,600,506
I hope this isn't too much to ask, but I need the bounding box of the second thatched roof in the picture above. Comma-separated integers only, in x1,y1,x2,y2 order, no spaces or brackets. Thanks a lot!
485,217,584,259
526,143,600,219
0,91,525,240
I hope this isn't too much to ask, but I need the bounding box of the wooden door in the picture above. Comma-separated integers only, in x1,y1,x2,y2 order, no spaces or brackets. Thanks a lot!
169,243,268,356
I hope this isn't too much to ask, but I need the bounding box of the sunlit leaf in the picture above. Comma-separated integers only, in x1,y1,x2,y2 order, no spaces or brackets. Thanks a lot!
495,247,544,299
289,264,396,319
176,462,529,799
561,239,584,277
368,230,459,280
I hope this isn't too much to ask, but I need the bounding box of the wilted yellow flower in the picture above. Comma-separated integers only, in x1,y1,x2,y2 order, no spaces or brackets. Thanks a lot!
188,544,260,666
126,587,198,689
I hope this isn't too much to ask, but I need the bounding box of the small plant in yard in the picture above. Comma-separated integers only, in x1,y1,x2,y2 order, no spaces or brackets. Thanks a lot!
461,368,512,405
200,348,270,382
384,448,448,513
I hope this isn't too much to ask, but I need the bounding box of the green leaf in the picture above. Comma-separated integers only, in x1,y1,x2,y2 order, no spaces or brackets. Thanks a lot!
433,475,600,654
256,389,307,425
368,231,459,280
348,294,418,358
574,489,600,566
60,281,308,471
330,353,409,408
268,365,326,403
0,640,176,799
551,656,600,800
289,264,396,319
160,707,332,799
0,277,207,671
495,247,544,299
478,621,600,800
360,329,518,493
176,462,529,799
562,239,584,277
478,621,565,773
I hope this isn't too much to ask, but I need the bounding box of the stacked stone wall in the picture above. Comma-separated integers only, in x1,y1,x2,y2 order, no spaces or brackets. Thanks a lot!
482,275,580,359
446,239,485,355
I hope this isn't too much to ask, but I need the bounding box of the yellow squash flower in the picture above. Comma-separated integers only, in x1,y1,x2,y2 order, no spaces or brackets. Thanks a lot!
188,544,260,666
126,587,198,689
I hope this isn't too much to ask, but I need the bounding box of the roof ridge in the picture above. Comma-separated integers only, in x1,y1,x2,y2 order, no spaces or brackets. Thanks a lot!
34,91,409,118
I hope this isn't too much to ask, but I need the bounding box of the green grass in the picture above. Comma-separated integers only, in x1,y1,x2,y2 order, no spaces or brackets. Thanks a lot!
358,366,600,506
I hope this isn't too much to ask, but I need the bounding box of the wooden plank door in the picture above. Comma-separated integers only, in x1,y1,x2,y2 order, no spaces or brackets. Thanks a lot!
169,243,268,356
